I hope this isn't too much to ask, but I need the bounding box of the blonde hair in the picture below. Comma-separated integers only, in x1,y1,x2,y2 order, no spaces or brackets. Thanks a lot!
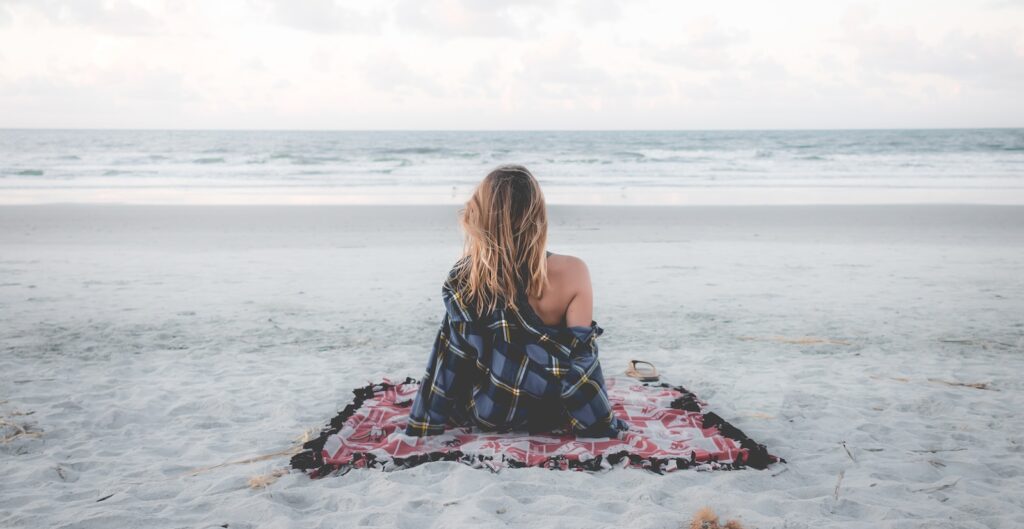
454,164,548,315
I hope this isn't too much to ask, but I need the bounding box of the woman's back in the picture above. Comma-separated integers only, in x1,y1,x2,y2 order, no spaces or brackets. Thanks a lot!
406,252,625,438
525,252,593,329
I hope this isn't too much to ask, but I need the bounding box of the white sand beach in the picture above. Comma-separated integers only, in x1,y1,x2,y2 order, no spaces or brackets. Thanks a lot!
1,204,1023,529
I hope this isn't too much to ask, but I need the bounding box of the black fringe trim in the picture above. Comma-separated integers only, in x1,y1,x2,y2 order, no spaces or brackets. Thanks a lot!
290,378,784,478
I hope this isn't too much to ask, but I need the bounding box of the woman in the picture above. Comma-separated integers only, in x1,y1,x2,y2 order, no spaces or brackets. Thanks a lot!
405,164,627,439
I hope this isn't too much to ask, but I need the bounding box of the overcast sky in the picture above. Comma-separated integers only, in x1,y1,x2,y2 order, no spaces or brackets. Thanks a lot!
0,0,1022,130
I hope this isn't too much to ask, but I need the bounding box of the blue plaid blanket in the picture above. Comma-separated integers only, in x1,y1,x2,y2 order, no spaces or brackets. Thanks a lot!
405,260,628,438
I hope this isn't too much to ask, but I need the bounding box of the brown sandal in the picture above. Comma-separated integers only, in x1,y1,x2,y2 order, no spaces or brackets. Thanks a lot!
625,360,659,382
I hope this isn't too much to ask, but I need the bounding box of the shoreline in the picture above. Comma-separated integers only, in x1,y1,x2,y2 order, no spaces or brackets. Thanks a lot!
5,202,1024,207
5,204,1023,251
3,184,1024,206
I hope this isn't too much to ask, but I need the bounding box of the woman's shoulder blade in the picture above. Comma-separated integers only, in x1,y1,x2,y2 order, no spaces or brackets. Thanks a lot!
546,254,590,286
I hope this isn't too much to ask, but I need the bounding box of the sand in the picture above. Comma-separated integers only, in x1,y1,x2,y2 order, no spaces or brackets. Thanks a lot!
1,204,1023,528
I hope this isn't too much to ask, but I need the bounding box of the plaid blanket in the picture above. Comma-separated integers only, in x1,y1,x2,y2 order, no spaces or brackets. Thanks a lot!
291,376,782,476
405,258,627,438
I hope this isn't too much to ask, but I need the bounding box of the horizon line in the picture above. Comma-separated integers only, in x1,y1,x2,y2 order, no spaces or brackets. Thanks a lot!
1,126,1022,133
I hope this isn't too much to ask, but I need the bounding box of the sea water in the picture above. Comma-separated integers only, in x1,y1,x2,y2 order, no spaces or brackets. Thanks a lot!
1,129,1022,205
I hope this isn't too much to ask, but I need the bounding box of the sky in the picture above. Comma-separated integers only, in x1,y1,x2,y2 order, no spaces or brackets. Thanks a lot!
0,0,1022,130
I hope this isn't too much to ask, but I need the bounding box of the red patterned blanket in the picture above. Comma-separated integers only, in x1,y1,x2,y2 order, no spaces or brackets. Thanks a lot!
291,376,782,476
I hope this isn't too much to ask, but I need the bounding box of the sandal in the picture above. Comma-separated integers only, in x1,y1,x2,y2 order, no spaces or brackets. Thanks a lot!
625,360,659,382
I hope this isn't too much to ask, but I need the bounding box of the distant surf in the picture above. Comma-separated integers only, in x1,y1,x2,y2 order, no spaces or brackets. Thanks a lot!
1,129,1022,205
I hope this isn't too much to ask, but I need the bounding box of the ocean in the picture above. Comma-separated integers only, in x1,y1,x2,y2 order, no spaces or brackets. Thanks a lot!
1,129,1022,205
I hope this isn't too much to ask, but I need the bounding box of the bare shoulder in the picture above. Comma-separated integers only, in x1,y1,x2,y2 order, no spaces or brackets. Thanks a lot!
546,252,593,326
546,253,591,288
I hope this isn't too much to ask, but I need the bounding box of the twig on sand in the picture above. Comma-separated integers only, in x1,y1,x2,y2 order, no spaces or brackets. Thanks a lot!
833,470,845,502
186,446,302,476
940,338,1016,349
739,336,850,346
910,448,966,454
84,429,315,503
840,442,856,463
869,375,909,383
870,375,991,390
911,478,960,494
0,418,43,443
689,507,745,529
770,467,789,477
248,467,289,489
927,378,990,390
185,428,314,477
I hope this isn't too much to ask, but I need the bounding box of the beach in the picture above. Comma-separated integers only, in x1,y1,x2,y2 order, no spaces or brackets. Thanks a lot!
1,203,1023,529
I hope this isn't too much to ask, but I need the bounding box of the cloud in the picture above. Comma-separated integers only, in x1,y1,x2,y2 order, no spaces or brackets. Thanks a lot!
264,0,380,34
654,18,749,71
841,10,1024,87
0,0,161,35
502,34,670,116
0,68,201,128
518,36,611,87
360,50,443,96
572,0,621,26
0,68,196,102
392,0,543,38
987,0,1024,8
